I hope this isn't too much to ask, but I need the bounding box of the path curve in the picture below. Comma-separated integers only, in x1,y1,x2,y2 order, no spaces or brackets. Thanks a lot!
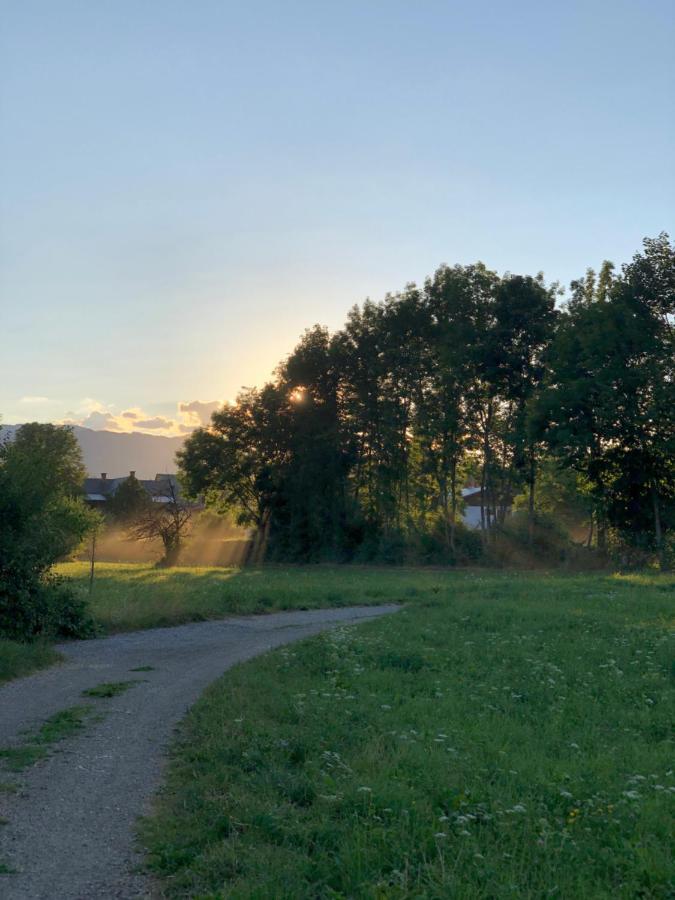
0,604,399,899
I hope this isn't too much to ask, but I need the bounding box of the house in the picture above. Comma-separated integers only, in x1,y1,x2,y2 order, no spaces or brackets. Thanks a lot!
461,486,513,529
83,472,198,507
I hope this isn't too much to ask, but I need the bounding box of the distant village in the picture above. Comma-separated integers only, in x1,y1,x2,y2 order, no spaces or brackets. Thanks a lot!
83,471,197,507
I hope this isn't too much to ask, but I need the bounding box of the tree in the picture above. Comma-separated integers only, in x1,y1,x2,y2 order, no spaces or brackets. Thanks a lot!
129,478,192,567
178,386,289,545
179,235,671,567
605,235,675,567
418,265,476,550
107,472,152,523
0,423,98,638
276,326,351,560
536,235,674,566
490,274,557,541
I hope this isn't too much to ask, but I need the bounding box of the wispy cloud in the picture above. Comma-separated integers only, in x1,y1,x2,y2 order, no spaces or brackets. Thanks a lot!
20,395,49,404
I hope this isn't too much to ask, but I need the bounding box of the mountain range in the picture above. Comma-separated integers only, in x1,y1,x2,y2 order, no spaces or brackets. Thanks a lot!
0,425,185,478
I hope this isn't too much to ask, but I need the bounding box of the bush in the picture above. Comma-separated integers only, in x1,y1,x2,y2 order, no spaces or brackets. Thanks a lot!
488,510,609,570
610,531,675,572
411,519,484,565
0,423,99,640
0,575,97,641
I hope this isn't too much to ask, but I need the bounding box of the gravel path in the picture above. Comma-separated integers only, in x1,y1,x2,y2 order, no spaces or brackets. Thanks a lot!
0,604,399,899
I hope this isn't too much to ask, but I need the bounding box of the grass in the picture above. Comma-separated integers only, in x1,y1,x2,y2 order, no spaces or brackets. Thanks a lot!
58,561,425,632
82,680,138,698
140,571,675,899
0,706,91,772
54,561,627,634
0,639,61,686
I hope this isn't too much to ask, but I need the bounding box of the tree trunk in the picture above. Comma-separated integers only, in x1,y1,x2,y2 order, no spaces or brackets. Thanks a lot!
480,411,491,541
439,473,450,552
596,513,607,555
88,531,97,594
449,456,457,553
651,484,668,571
479,461,487,539
527,453,536,547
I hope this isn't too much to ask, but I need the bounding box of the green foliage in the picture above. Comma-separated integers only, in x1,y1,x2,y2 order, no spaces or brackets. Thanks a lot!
178,234,671,568
181,235,675,568
179,271,560,563
106,473,151,523
140,572,675,898
537,233,675,565
0,423,98,639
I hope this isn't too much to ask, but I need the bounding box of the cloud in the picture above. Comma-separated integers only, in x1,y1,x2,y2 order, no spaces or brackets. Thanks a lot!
134,416,175,430
80,410,126,431
57,397,223,437
20,396,49,404
57,398,222,437
178,399,221,427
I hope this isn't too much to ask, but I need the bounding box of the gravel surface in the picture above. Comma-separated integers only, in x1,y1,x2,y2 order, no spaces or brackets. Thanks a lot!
0,604,399,899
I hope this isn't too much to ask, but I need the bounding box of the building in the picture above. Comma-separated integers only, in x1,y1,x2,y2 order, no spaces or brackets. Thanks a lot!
461,486,513,529
83,472,196,507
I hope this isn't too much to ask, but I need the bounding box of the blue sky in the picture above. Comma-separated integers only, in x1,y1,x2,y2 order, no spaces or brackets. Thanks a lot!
1,0,673,434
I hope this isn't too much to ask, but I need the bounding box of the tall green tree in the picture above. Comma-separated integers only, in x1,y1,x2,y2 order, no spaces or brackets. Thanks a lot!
537,235,674,566
179,235,671,567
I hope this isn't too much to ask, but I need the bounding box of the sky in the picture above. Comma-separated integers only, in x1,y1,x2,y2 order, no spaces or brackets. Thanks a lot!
1,0,673,436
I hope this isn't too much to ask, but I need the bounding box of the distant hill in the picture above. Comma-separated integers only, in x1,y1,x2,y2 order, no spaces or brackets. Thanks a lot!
0,425,185,478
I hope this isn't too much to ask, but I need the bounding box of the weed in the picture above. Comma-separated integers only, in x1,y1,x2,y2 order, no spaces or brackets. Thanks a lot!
0,706,91,772
82,681,138,699
130,666,155,672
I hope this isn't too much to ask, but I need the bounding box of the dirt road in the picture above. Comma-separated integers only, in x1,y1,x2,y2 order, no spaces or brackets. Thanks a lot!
0,604,399,899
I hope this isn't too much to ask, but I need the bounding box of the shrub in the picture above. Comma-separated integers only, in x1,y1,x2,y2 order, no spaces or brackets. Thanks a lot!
0,424,99,640
0,575,96,641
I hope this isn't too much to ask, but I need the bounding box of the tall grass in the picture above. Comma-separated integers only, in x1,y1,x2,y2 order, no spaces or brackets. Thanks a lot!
0,639,61,686
58,561,672,636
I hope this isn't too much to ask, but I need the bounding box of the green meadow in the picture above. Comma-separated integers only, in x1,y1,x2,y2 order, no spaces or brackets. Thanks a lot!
139,571,674,898
51,561,587,633
1,564,673,894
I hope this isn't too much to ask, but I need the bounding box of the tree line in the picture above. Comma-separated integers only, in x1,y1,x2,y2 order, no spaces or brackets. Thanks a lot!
179,234,674,568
